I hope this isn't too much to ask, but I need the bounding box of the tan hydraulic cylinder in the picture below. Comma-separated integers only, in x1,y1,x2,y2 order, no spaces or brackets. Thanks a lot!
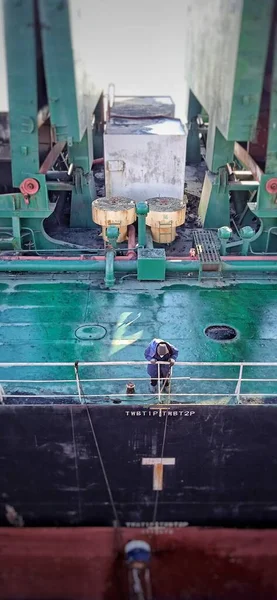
92,196,136,242
146,196,187,243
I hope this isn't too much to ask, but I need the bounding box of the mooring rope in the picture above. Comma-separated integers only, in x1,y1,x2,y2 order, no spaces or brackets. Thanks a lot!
74,361,121,528
152,407,169,525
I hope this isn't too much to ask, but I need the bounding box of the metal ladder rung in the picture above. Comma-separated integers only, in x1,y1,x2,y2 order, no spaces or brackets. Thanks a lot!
157,221,173,243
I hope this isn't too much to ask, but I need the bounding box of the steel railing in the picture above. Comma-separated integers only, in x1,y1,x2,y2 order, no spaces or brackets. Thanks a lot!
0,361,276,404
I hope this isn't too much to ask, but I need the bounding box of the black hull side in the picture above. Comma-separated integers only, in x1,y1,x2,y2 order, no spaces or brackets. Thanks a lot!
1,404,276,527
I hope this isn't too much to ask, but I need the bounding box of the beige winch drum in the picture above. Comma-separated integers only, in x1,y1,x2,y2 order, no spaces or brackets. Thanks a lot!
92,196,136,242
146,196,187,243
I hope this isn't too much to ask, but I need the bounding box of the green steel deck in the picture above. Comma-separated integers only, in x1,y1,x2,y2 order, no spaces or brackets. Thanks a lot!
1,276,277,404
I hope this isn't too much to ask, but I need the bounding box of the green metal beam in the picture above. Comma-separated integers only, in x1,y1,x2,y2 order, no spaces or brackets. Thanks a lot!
11,216,21,250
38,0,81,142
206,125,234,173
4,0,39,186
69,131,96,228
198,171,230,229
266,19,277,174
186,90,202,164
68,130,93,175
38,0,99,142
228,0,274,141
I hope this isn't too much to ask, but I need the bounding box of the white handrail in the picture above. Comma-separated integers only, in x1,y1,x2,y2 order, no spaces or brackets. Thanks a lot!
0,361,276,404
0,361,277,367
0,393,276,399
235,364,244,402
158,362,161,403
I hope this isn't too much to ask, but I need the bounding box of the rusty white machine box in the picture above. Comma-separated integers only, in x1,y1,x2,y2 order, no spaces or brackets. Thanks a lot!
104,117,186,201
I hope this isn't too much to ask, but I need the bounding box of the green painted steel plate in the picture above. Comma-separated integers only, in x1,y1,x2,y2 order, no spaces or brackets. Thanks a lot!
0,277,277,404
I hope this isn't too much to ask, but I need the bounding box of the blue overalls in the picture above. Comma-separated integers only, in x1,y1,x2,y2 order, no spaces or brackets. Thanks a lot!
144,338,179,386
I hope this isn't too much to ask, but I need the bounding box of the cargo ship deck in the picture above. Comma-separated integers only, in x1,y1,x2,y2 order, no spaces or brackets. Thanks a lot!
2,275,277,405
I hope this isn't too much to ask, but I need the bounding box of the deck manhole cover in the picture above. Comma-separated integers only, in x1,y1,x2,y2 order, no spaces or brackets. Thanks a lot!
204,325,237,342
75,324,107,341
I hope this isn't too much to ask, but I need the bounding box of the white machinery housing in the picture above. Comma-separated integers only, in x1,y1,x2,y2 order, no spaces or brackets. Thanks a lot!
104,110,186,201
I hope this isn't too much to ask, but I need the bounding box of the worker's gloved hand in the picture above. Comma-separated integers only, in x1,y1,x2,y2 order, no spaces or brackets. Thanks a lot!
150,358,157,364
169,358,175,366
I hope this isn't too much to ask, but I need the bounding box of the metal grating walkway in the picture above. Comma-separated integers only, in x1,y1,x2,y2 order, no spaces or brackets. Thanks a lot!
193,229,221,264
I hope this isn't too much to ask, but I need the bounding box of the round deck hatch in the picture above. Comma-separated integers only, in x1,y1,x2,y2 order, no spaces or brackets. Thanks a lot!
75,324,107,340
204,325,237,342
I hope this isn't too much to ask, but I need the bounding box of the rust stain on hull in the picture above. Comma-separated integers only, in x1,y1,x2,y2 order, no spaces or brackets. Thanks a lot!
142,457,175,490
154,462,163,490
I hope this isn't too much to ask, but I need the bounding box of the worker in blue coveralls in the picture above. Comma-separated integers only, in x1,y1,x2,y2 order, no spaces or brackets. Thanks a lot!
144,338,179,393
